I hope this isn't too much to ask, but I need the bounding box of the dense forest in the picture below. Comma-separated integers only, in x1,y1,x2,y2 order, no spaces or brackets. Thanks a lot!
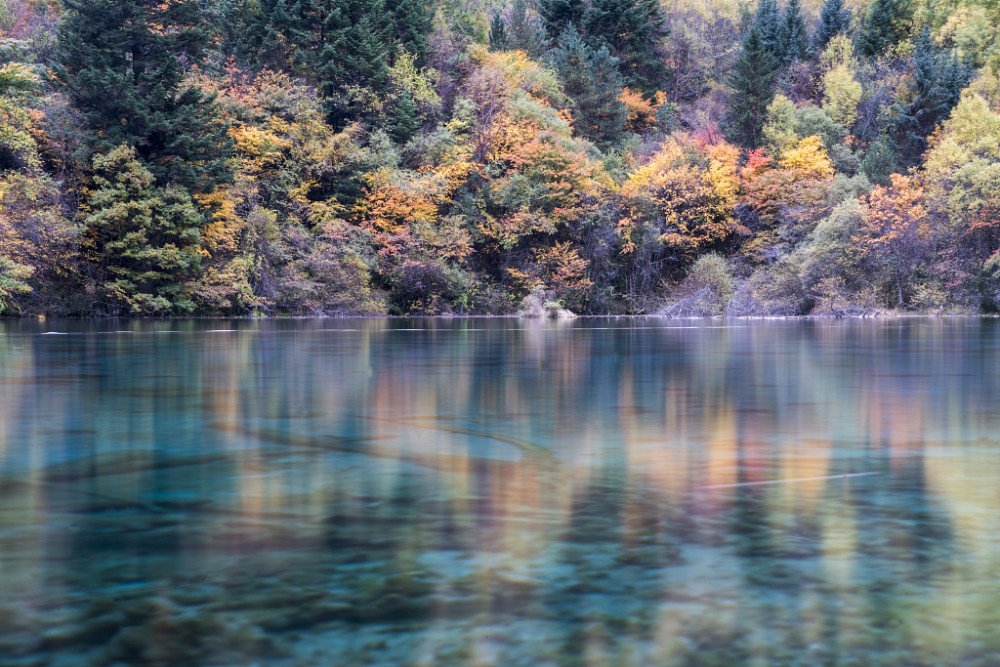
1,0,999,316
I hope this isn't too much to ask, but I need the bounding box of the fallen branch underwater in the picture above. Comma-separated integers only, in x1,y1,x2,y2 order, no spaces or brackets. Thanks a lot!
696,471,881,490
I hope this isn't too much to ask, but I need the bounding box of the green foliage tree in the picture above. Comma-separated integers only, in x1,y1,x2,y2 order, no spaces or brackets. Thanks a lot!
550,26,628,148
814,0,852,51
728,26,781,148
753,0,783,55
891,32,974,166
779,0,810,63
540,0,584,37
855,0,913,58
861,134,898,186
0,257,33,314
489,12,509,51
56,0,232,192
84,145,205,314
583,0,669,93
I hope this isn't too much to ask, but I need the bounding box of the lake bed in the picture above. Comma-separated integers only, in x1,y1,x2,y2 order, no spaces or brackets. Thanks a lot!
1,318,998,666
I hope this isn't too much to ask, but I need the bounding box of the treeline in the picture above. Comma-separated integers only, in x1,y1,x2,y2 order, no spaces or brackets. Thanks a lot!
1,0,999,316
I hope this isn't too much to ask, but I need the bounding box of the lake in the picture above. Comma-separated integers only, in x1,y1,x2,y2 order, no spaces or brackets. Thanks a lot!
1,317,999,666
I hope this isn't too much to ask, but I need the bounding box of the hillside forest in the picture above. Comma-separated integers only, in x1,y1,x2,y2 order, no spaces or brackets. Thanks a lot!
2,0,1000,316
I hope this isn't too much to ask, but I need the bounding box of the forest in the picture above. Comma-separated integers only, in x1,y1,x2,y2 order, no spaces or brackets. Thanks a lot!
1,0,1000,316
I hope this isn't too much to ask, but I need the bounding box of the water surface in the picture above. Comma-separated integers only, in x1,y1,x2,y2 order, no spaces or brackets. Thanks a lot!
1,317,999,666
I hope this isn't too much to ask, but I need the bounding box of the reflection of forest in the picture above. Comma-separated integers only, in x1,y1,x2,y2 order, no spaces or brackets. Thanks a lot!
0,318,998,665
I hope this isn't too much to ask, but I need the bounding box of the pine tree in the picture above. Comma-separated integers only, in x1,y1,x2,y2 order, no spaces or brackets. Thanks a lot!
489,12,509,51
388,92,421,143
855,0,912,58
84,145,205,314
814,0,852,51
505,0,548,56
56,0,232,192
861,135,897,185
391,0,430,59
583,0,669,93
753,0,782,55
779,0,810,63
891,32,974,165
550,25,628,148
727,26,781,148
540,0,584,37
318,0,392,125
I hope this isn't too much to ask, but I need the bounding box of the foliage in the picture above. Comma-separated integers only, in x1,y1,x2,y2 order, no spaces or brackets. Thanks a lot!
83,145,206,314
56,0,233,192
727,26,780,148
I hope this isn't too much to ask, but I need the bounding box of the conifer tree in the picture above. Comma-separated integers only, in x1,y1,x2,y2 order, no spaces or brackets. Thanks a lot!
855,0,912,58
753,0,782,55
388,93,422,143
550,26,628,148
814,0,852,51
391,0,430,59
779,0,810,63
727,26,781,148
583,0,669,93
890,32,974,165
540,0,585,37
56,0,232,192
84,145,205,314
505,0,548,56
489,12,509,51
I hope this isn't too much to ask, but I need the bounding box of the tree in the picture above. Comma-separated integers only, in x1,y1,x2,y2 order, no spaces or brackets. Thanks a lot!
753,0,782,55
0,257,33,314
779,0,810,64
854,173,932,306
814,0,852,51
83,145,205,314
727,26,781,148
56,0,232,192
489,12,509,51
550,26,628,148
583,0,669,93
891,32,974,166
822,63,862,129
540,0,584,37
855,0,913,58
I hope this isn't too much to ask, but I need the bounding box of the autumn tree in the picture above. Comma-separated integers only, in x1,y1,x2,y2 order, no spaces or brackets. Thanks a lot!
854,173,933,306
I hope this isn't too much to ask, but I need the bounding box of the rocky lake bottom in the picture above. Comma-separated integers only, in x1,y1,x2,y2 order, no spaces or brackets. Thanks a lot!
1,318,999,665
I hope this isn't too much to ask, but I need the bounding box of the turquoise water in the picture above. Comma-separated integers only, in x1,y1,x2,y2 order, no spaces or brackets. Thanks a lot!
1,317,999,666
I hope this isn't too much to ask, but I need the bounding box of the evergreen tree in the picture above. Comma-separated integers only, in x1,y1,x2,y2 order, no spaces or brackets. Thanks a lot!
318,0,392,125
505,0,548,56
540,0,585,37
56,0,232,192
753,0,782,55
779,0,810,63
855,0,912,58
890,32,974,165
727,26,781,148
861,134,897,185
84,145,205,314
489,12,509,51
550,26,628,148
814,0,852,51
583,0,669,93
388,92,421,144
391,0,430,59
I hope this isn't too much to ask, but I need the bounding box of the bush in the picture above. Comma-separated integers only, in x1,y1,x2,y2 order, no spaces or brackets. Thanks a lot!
663,253,734,316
